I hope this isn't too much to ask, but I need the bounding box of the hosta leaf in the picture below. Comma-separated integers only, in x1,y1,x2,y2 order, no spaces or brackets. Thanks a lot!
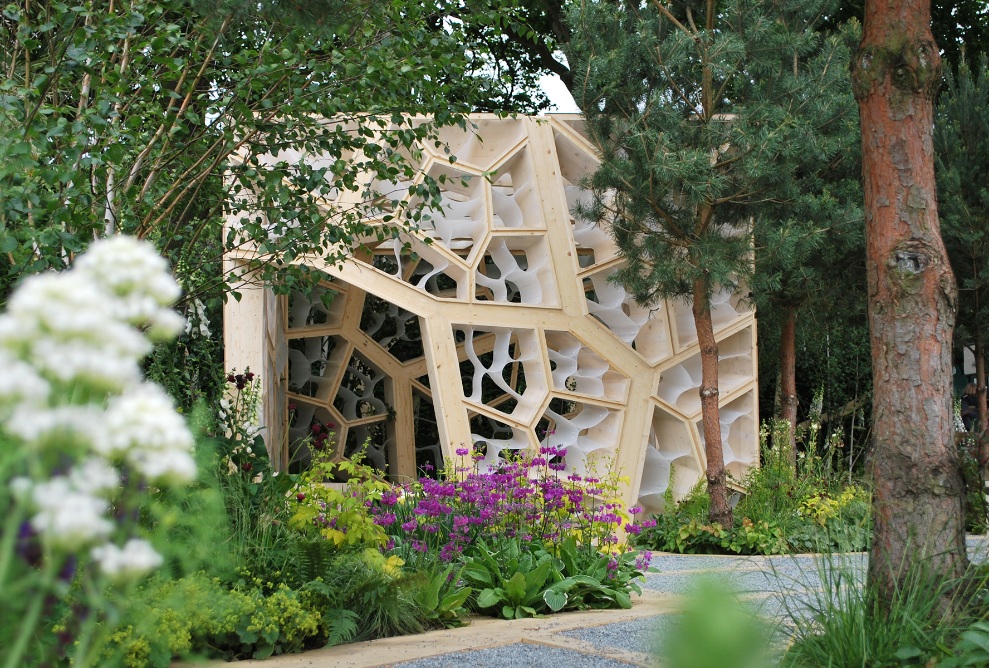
543,588,568,612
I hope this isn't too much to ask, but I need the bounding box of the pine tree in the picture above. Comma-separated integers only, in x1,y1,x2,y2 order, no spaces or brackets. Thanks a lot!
566,0,853,526
751,19,864,463
936,58,989,479
852,0,967,608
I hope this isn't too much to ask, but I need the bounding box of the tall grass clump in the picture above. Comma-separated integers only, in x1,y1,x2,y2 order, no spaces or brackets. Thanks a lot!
781,556,987,667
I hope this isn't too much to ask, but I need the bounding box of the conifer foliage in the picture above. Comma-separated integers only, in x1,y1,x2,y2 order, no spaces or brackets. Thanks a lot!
566,0,854,526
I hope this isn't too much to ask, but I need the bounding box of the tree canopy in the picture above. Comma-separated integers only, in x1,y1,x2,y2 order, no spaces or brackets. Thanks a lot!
0,0,476,304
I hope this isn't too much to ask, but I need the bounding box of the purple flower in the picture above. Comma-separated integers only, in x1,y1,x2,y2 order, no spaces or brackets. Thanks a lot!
401,519,418,532
373,512,396,527
625,522,642,535
456,447,470,456
381,491,399,507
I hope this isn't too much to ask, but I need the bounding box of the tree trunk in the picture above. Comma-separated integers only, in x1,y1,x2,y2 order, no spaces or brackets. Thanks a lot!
779,306,798,469
852,0,968,606
693,277,732,528
976,338,988,437
976,338,989,497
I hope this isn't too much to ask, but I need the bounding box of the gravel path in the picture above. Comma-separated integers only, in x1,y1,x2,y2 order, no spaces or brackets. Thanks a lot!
389,536,989,668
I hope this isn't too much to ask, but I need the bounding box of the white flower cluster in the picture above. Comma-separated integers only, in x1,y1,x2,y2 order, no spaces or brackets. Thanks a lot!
185,298,211,339
2,236,196,582
91,539,164,582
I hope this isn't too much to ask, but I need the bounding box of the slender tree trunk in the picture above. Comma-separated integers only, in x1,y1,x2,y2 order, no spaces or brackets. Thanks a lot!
976,338,988,435
694,277,732,527
779,306,798,469
976,338,989,493
852,0,968,606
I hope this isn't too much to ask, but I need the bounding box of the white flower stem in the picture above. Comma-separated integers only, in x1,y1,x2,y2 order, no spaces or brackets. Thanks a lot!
71,574,108,668
3,556,57,668
0,505,24,599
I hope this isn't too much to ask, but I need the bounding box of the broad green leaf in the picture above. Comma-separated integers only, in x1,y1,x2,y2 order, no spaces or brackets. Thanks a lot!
476,588,502,609
543,588,568,612
462,562,492,586
505,571,526,603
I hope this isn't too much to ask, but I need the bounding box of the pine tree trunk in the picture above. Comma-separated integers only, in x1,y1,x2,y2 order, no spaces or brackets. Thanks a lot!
693,277,732,528
779,306,798,469
975,338,989,492
852,0,968,606
976,338,988,436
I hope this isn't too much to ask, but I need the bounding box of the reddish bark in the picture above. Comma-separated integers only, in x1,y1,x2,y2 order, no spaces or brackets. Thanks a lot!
852,0,968,605
693,277,732,528
976,338,988,438
976,339,989,486
779,306,798,468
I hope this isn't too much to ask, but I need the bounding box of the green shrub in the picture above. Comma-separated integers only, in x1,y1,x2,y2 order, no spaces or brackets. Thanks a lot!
461,536,647,619
105,572,323,666
636,419,872,555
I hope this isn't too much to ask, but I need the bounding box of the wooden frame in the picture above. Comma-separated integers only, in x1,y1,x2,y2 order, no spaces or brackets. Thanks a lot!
224,114,759,510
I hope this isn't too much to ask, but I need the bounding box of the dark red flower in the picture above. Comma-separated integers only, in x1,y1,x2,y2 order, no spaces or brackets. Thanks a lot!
245,372,255,381
296,492,306,502
227,374,236,383
241,462,253,472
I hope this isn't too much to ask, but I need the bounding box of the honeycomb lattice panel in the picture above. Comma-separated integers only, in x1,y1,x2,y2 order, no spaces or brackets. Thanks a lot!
224,114,759,508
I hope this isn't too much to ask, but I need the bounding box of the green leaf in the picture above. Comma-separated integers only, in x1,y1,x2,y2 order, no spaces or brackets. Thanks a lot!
543,588,568,612
612,590,632,609
505,571,527,603
418,568,446,611
476,588,503,609
439,587,472,612
462,562,492,586
252,643,275,660
524,559,553,596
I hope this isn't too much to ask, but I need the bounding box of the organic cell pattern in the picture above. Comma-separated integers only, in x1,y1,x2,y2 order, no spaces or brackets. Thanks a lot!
226,114,759,510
